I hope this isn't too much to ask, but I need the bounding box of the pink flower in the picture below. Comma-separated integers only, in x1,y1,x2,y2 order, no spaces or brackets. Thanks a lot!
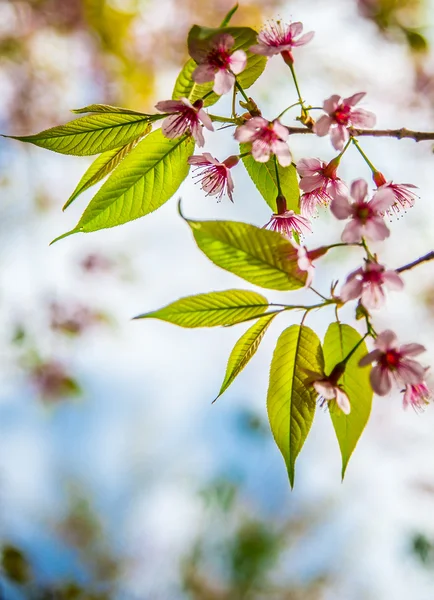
264,195,312,239
314,92,376,150
304,365,351,414
234,117,291,166
403,378,432,412
359,330,426,396
155,98,214,147
250,20,314,61
340,260,404,309
372,172,418,218
292,243,328,287
188,153,238,202
330,179,394,243
297,157,348,217
189,33,247,95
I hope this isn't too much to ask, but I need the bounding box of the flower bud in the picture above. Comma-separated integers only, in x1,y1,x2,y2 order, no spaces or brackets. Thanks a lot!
372,170,387,187
223,155,240,169
275,194,288,215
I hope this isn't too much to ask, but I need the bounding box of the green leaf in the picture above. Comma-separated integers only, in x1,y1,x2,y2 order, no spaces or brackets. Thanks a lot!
71,104,152,116
63,136,145,210
6,113,157,156
134,289,270,327
183,216,306,291
267,325,323,487
323,323,373,478
172,26,266,108
53,130,195,240
240,147,300,212
220,4,239,27
215,312,276,401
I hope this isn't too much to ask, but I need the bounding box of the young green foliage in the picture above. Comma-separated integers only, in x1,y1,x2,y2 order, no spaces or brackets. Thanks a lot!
323,323,373,478
240,147,300,212
172,26,266,108
7,112,157,156
52,130,195,242
215,312,277,401
267,325,324,487
182,216,307,291
134,289,270,327
63,137,145,210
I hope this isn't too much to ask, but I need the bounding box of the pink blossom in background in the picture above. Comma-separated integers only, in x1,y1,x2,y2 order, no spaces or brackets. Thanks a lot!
188,153,238,202
292,244,328,287
297,157,348,216
314,92,376,150
359,330,426,396
330,179,394,242
372,172,418,218
403,376,433,412
234,117,292,166
155,98,213,146
189,33,247,95
340,261,404,309
304,367,351,414
250,20,314,62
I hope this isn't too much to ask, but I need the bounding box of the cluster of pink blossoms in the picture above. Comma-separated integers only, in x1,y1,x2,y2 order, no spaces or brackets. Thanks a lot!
152,18,431,412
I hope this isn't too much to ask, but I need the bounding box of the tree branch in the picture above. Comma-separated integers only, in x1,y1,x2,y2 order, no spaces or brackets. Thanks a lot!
396,251,434,273
285,126,434,142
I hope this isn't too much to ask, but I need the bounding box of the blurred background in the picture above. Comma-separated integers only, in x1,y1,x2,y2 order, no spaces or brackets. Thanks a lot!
1,0,434,598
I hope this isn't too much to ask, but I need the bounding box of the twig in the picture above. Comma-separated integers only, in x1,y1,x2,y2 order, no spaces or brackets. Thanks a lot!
396,251,434,273
285,126,434,142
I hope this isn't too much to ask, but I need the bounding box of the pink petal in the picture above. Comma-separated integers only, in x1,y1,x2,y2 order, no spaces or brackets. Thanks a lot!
155,99,185,113
351,109,376,128
249,43,279,56
370,366,392,396
370,188,395,212
251,139,271,163
272,119,289,141
361,284,386,309
215,33,235,52
400,343,426,357
313,380,336,400
329,180,349,201
161,114,189,139
292,31,315,46
340,277,363,302
335,388,351,414
197,108,214,131
299,175,324,193
363,217,390,241
234,124,257,143
343,92,366,106
289,21,303,38
192,63,216,84
341,220,363,243
375,330,398,352
350,179,368,202
330,196,353,219
296,157,323,176
213,69,235,95
188,153,214,166
330,124,349,151
190,122,205,147
229,50,247,75
272,140,292,167
382,271,404,291
313,115,333,136
226,170,235,202
323,94,341,115
398,360,426,385
359,349,382,366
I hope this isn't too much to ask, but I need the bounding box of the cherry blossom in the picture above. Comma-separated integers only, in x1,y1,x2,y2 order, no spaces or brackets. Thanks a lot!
188,153,238,202
372,171,418,218
264,196,312,239
234,117,291,166
330,179,394,242
314,92,376,150
189,33,247,95
340,260,404,309
250,20,314,63
304,365,351,414
403,377,433,412
155,98,213,146
359,330,426,396
297,157,348,216
292,243,328,287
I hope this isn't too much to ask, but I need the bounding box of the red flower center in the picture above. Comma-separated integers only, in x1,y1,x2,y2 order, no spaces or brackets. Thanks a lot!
354,202,373,224
207,48,231,70
381,350,401,371
333,104,352,126
363,268,384,284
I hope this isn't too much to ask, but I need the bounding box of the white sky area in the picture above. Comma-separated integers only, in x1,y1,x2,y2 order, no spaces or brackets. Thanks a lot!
1,0,434,598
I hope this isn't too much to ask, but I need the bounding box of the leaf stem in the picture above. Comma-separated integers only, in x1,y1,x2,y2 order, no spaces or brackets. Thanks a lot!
277,100,302,120
273,155,283,196
351,138,378,172
208,114,237,124
288,63,308,118
235,79,250,103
